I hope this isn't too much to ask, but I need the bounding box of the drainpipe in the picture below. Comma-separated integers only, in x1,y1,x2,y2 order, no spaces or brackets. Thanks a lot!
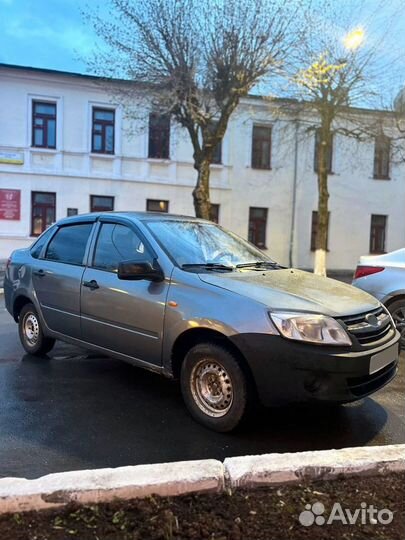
288,119,299,268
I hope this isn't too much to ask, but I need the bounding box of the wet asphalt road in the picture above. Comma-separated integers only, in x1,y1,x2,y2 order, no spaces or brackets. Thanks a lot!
0,295,404,479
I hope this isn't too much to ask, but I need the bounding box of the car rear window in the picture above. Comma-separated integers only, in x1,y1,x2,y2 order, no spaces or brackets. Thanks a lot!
45,223,93,265
30,226,56,259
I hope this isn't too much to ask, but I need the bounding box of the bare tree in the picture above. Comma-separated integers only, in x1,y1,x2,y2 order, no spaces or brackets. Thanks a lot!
85,0,302,218
287,0,403,275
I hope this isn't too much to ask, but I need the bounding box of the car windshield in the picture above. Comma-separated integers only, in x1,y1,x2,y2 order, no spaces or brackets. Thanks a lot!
145,220,272,269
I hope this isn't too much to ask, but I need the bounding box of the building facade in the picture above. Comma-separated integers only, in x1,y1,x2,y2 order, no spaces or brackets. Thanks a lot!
0,63,404,270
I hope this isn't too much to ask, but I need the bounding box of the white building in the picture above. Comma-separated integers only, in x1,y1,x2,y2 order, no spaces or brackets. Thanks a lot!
0,63,404,271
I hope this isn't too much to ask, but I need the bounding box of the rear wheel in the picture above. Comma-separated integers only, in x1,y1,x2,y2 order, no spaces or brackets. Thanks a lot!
388,299,405,349
180,342,248,432
18,303,55,356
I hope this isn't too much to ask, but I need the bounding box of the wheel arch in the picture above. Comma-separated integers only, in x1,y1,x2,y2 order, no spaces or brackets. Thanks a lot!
385,294,405,309
12,295,33,322
170,327,257,393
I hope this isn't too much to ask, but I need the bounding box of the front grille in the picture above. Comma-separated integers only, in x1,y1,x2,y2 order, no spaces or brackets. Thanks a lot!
340,307,395,348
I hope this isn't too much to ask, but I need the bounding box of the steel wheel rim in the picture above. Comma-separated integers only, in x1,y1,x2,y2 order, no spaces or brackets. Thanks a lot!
23,313,40,346
190,359,234,418
392,306,405,348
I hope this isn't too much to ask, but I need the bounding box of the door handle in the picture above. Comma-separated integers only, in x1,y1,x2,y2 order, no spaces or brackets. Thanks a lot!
83,279,99,290
33,269,45,277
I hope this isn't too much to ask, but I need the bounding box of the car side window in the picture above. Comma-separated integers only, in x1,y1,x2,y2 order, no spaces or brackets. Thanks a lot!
31,226,56,259
45,223,93,265
93,223,151,273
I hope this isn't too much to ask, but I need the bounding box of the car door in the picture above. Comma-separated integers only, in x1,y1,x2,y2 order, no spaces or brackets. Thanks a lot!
80,220,169,366
32,221,95,338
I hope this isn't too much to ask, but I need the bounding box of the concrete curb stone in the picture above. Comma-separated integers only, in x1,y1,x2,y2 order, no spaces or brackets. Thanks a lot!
0,445,403,515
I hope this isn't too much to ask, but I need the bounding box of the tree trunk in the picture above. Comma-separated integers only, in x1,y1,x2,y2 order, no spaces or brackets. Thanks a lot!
193,159,211,219
314,126,330,276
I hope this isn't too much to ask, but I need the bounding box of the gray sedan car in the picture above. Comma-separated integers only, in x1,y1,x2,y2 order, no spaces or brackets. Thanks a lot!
353,249,405,349
4,212,401,431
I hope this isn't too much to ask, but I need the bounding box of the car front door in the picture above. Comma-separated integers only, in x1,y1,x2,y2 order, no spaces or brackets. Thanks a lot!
32,221,95,338
80,220,169,366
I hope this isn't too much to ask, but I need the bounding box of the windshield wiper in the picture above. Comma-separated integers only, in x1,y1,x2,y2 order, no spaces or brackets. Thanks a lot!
236,261,284,269
182,263,234,271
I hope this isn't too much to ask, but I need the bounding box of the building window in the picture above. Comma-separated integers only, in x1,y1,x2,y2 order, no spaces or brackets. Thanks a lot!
92,108,115,154
370,214,387,253
373,135,390,179
90,195,114,212
314,129,333,173
148,113,170,159
310,211,330,251
251,125,272,169
31,191,56,236
146,199,169,212
208,122,222,164
32,101,56,149
248,207,267,248
67,208,78,216
210,204,220,223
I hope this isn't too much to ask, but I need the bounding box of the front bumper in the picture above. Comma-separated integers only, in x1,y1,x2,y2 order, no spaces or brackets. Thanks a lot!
230,331,400,406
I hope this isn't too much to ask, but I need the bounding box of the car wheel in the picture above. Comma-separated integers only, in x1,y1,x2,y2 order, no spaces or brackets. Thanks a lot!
180,342,248,432
18,303,55,356
388,299,405,349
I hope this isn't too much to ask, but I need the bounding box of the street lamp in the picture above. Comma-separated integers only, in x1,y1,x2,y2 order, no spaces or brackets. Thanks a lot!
343,27,365,51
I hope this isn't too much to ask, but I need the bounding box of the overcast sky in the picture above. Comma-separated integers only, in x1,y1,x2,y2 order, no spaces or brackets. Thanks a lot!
0,0,404,99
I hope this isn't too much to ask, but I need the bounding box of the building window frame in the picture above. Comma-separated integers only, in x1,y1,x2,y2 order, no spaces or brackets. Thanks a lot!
310,210,330,251
251,124,272,170
31,100,57,149
210,203,220,223
146,199,169,213
91,107,115,155
90,195,115,213
31,191,56,237
314,129,333,173
148,113,171,159
370,214,387,254
373,134,390,180
248,207,268,249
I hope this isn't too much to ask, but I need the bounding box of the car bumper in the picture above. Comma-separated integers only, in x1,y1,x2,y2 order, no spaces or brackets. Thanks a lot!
230,331,400,406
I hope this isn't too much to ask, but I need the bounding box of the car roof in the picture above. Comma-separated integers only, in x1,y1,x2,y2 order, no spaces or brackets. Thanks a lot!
56,211,210,227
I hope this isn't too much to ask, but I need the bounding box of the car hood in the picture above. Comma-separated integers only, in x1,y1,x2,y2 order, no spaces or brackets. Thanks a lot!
198,268,380,317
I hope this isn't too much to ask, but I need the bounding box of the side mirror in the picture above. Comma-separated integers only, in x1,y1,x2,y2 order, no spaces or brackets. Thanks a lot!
117,259,164,282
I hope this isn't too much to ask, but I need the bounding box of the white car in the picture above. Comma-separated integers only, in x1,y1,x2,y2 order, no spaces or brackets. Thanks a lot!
353,248,405,348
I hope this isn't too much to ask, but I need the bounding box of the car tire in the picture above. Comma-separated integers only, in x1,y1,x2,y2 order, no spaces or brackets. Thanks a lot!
180,342,248,432
18,303,55,356
387,299,405,349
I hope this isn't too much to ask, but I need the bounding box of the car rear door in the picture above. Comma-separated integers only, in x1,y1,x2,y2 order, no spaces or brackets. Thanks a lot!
80,218,169,366
32,221,95,339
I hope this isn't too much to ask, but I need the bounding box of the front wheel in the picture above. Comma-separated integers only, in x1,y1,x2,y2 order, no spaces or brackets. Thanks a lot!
18,303,55,356
388,299,405,349
180,342,248,432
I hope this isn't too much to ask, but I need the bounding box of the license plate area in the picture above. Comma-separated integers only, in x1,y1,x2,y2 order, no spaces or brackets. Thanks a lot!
369,344,398,374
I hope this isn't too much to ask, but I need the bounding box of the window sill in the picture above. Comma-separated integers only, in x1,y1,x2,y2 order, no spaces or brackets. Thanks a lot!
373,176,391,181
210,163,224,169
147,158,171,164
30,147,58,154
90,153,116,159
369,251,386,255
250,166,272,171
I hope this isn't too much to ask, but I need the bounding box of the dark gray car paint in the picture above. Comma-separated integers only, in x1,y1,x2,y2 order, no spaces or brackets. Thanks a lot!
3,211,395,384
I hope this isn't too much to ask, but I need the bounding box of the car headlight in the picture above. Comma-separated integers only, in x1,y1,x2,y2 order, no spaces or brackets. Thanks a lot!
270,312,352,346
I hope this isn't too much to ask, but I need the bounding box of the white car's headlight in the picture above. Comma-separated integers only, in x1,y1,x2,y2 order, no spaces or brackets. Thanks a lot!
270,312,352,346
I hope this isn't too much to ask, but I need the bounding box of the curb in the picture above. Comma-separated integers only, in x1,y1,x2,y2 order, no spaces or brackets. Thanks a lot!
0,444,404,515
0,460,224,515
224,444,405,488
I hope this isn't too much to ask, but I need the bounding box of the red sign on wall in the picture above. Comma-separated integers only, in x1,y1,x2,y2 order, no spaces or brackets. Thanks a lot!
0,189,21,220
